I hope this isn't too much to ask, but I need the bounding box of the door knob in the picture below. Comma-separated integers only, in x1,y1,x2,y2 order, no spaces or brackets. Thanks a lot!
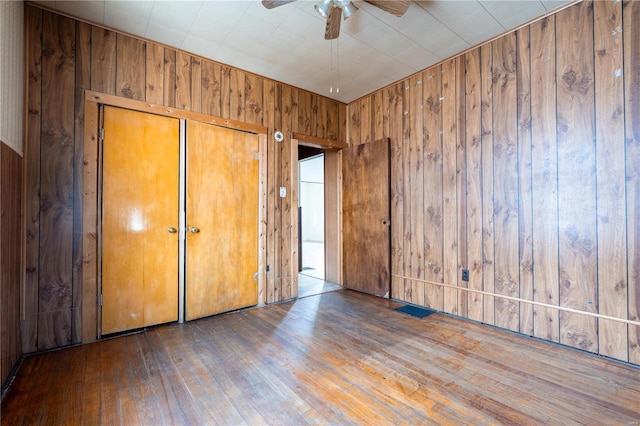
168,226,178,233
190,226,200,233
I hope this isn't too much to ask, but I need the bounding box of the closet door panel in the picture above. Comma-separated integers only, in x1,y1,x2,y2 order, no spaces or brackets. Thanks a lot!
102,106,179,334
186,121,259,320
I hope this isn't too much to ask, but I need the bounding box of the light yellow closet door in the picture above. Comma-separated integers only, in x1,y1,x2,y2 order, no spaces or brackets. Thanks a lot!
186,121,259,320
102,106,179,334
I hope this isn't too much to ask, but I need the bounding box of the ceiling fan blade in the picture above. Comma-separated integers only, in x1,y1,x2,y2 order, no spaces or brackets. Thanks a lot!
261,0,297,9
325,6,342,40
363,0,410,17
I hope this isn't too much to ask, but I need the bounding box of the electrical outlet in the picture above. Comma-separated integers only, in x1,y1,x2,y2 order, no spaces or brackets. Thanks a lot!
462,269,469,282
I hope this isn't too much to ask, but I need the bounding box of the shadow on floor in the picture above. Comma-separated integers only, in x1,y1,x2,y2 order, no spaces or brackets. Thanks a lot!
298,274,342,298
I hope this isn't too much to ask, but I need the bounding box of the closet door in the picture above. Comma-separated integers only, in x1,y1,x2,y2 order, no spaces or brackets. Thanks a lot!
186,121,259,320
101,107,180,335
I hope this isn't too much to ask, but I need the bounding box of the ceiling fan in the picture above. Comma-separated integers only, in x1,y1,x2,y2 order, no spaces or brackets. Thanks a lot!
262,0,410,40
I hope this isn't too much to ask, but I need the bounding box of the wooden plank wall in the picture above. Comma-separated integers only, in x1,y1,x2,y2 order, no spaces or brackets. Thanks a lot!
346,0,640,365
1,142,23,388
23,4,346,352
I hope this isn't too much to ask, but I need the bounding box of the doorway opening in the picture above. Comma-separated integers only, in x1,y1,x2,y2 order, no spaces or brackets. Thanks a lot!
299,151,325,280
297,145,342,298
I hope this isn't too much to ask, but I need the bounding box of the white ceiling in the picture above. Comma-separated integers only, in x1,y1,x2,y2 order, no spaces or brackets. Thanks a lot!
32,0,573,103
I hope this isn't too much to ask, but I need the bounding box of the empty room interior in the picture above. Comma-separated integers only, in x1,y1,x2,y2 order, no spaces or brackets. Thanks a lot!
1,0,640,423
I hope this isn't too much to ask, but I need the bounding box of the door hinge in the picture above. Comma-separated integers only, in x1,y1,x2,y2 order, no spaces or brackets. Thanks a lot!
253,272,259,282
99,128,105,141
253,151,261,161
98,294,103,307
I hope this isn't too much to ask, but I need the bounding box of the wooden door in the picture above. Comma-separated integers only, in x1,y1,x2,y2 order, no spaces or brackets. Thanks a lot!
101,107,180,335
186,121,259,320
342,138,391,297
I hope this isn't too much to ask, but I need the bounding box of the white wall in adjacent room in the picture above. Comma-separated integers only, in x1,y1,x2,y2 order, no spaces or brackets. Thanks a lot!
0,1,24,155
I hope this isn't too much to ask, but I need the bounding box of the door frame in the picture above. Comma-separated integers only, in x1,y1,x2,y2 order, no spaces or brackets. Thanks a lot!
291,133,347,291
83,90,267,342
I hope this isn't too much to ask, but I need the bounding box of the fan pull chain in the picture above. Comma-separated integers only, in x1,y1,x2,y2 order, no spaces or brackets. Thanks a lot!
329,38,340,94
336,38,340,94
330,39,334,93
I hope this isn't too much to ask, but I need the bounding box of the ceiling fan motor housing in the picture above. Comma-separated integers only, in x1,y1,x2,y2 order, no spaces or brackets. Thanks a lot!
333,0,352,8
263,0,410,39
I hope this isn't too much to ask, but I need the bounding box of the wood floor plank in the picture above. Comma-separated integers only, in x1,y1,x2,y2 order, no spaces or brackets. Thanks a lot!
2,290,639,425
257,306,437,423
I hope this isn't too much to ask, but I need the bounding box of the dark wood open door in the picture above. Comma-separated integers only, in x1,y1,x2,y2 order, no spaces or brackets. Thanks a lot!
342,138,391,297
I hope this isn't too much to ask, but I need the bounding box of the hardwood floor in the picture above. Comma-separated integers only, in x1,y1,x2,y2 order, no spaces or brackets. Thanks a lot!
2,290,639,425
298,274,342,298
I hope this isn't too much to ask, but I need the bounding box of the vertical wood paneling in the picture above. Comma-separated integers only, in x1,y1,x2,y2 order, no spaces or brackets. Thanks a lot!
273,83,283,302
229,69,245,122
401,80,412,301
39,11,75,349
326,99,339,141
480,43,495,326
90,27,116,95
145,43,164,105
314,95,325,138
315,96,327,138
72,21,91,344
290,89,299,291
245,74,263,126
163,49,176,108
465,49,483,322
324,149,340,285
263,80,276,304
116,34,145,101
373,91,384,141
516,28,534,336
492,34,519,332
191,57,202,113
37,311,72,349
201,61,221,117
423,69,444,311
26,4,346,351
296,91,311,136
455,56,467,318
309,94,318,137
175,51,192,111
82,100,99,343
1,143,23,387
441,61,458,314
281,85,293,300
338,103,347,144
348,99,360,146
409,74,424,306
343,0,640,367
290,132,298,299
24,5,43,353
556,1,598,352
594,0,627,361
288,86,300,297
220,66,231,118
624,0,640,365
530,15,559,342
388,83,405,300
359,96,372,145
25,2,640,367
